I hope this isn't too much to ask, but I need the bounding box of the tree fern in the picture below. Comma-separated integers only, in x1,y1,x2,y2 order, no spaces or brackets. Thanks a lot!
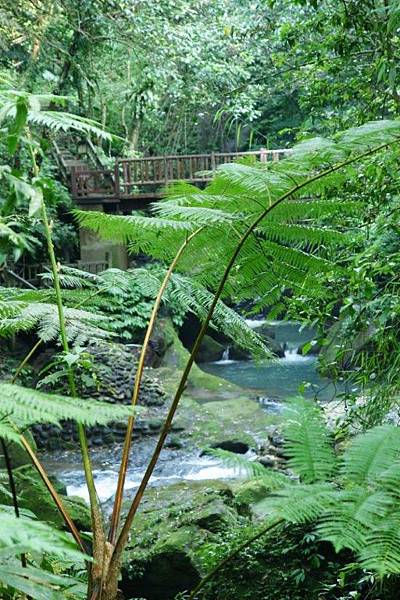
75,120,400,317
0,505,87,599
283,397,337,483
0,382,135,435
0,296,111,344
212,397,400,581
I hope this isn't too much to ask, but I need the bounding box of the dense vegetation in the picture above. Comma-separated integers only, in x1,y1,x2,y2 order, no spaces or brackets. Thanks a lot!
0,1,399,599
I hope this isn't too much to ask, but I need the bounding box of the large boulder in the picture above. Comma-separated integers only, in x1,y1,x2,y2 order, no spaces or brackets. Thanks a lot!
0,430,37,470
196,335,225,363
121,480,250,600
319,320,377,376
31,341,167,450
252,323,285,357
0,465,91,531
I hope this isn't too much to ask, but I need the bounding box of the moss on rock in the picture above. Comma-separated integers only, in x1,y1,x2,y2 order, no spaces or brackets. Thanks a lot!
0,430,37,470
0,465,91,531
121,480,249,600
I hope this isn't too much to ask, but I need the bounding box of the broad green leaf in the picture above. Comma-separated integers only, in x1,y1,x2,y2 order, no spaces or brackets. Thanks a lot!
7,96,28,155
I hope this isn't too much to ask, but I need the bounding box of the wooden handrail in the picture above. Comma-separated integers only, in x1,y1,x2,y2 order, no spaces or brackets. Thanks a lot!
71,148,291,200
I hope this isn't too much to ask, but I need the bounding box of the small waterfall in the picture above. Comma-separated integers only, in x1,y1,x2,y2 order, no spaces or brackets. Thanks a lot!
214,346,235,364
222,347,230,361
283,346,311,362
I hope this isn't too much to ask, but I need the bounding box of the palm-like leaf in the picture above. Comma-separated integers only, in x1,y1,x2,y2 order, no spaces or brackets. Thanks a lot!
0,382,135,434
0,505,86,561
283,397,337,483
0,504,87,599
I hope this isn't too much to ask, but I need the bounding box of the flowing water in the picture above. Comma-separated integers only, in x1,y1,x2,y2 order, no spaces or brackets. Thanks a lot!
202,321,337,406
43,444,244,504
42,320,339,503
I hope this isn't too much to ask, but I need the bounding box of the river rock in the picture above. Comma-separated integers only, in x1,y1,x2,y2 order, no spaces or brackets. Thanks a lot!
297,339,321,356
211,440,250,454
165,434,184,449
121,480,250,600
252,324,285,358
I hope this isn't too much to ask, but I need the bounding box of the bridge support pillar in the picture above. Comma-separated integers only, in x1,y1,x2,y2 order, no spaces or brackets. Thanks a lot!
78,204,128,271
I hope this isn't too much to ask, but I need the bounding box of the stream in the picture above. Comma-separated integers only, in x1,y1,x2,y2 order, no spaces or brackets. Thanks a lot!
203,320,339,408
42,320,341,505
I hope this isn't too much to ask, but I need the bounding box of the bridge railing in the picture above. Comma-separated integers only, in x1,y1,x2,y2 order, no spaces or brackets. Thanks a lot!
71,168,115,199
71,148,289,200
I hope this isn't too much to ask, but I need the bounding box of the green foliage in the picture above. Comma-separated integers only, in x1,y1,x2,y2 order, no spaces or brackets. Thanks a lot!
0,505,87,599
284,397,336,483
0,290,111,344
38,264,269,356
0,382,135,438
76,121,400,316
287,148,400,426
0,89,112,143
251,399,400,579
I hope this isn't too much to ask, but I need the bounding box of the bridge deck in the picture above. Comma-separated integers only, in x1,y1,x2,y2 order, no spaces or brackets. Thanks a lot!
71,149,289,206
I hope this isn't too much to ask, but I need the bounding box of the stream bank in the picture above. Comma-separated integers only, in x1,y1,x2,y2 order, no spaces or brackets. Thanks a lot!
4,318,343,599
39,319,338,508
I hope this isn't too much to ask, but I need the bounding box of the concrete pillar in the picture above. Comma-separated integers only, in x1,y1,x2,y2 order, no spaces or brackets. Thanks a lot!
78,204,129,271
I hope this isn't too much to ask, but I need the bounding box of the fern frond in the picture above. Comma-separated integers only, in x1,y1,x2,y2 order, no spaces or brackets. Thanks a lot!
0,563,85,600
257,483,335,523
259,223,350,249
204,448,290,489
335,120,400,150
0,299,111,344
264,199,364,221
359,511,400,575
74,210,195,242
166,273,270,357
27,110,112,140
316,489,395,553
0,422,23,445
40,265,99,289
0,88,113,141
0,382,135,428
154,203,244,226
341,425,400,486
0,505,86,561
283,397,337,483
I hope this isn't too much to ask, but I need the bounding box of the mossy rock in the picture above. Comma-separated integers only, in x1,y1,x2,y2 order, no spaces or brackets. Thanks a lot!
158,319,241,394
233,479,271,508
0,430,37,470
121,480,249,600
196,335,225,363
0,465,91,531
252,323,285,357
186,396,279,446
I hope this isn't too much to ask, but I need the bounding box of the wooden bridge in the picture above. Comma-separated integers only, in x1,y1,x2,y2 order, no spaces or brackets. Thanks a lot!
61,147,289,209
